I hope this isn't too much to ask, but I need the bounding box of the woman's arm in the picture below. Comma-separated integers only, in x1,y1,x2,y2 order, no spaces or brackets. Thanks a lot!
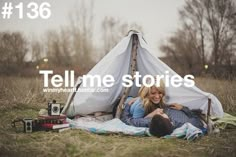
144,108,164,118
120,104,151,127
144,109,158,118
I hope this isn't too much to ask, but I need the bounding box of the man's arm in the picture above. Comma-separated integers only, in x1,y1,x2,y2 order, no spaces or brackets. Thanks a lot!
170,103,194,117
181,106,194,117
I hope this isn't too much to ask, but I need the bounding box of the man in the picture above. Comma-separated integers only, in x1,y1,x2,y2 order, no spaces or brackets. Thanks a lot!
149,104,204,137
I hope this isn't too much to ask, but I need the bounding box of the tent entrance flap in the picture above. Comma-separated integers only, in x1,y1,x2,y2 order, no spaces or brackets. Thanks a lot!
115,34,139,118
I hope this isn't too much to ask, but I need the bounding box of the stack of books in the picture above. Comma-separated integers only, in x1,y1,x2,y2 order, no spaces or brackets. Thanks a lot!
37,114,70,132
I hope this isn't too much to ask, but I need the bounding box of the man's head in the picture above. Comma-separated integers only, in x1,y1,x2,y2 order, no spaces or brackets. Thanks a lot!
149,114,173,137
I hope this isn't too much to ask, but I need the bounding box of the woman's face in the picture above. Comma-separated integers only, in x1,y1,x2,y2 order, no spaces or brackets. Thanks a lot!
148,86,163,104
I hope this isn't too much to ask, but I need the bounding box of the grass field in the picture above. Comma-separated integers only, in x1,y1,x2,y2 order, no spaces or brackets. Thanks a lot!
0,76,235,157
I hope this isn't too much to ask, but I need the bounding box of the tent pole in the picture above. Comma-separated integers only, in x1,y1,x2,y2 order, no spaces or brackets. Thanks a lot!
207,98,211,134
115,34,139,118
61,81,82,115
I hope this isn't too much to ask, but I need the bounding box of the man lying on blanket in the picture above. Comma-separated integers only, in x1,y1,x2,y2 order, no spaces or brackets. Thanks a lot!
148,105,205,137
121,99,206,137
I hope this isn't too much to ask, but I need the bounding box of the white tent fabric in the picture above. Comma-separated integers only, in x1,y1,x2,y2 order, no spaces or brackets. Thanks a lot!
62,31,224,118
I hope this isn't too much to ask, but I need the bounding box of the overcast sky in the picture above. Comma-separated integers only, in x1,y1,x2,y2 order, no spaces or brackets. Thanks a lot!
0,0,185,57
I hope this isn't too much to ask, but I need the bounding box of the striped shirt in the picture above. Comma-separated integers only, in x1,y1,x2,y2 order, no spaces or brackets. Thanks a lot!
164,107,203,129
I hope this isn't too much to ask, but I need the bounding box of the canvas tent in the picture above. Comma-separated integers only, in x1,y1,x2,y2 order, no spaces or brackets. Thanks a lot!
61,31,224,119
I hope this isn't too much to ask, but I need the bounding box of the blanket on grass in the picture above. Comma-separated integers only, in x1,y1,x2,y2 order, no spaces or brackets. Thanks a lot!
67,113,236,138
67,116,202,138
67,117,149,136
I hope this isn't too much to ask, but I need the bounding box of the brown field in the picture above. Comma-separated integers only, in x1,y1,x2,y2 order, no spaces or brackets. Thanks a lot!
0,76,235,157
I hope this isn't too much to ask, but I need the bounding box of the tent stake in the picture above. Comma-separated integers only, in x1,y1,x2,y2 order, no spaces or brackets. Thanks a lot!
115,34,139,118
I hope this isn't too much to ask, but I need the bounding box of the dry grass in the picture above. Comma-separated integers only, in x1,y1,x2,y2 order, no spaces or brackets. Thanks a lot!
0,76,68,111
0,76,235,157
195,77,236,114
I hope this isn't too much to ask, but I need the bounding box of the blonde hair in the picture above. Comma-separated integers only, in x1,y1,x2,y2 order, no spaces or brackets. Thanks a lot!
138,79,165,115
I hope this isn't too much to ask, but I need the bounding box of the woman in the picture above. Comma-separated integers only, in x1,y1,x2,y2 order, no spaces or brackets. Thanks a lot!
121,80,166,127
130,80,165,117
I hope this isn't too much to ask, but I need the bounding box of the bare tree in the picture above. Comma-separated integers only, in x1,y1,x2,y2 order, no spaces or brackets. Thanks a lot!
179,0,207,67
180,0,236,66
161,0,236,76
34,0,95,73
31,38,43,62
68,0,94,68
0,32,28,74
204,0,236,66
59,27,73,66
44,30,61,65
43,28,73,67
160,26,202,75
